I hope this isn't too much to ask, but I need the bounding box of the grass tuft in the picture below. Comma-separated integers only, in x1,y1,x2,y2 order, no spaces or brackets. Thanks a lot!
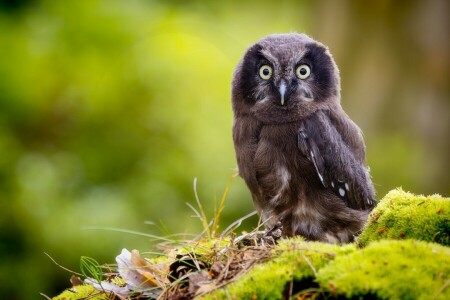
52,187,450,300
80,256,103,284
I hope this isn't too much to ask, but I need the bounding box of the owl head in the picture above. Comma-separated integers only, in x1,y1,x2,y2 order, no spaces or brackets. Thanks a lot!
232,33,341,124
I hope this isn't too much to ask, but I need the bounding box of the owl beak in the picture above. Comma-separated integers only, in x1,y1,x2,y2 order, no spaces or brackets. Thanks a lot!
279,80,287,106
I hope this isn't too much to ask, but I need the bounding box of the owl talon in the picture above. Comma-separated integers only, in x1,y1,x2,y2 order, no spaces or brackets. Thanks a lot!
260,222,283,245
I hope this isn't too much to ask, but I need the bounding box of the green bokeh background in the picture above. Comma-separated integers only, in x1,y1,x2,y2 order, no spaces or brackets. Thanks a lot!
0,0,448,298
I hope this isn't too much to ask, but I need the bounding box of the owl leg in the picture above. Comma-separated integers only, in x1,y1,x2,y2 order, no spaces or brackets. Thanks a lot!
261,221,283,245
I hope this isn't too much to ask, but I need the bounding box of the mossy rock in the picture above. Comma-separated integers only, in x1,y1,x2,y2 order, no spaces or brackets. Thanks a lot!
52,284,109,300
317,240,450,299
202,238,356,299
359,189,450,247
53,189,450,299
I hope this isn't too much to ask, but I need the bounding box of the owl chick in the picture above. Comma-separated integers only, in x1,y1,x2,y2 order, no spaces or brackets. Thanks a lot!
232,33,376,243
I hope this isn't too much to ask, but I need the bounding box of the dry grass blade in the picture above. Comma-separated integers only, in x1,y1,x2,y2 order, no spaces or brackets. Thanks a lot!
44,252,84,277
193,178,212,239
39,292,52,300
298,250,317,277
82,226,175,243
185,202,206,223
434,279,450,299
220,210,258,239
212,175,236,238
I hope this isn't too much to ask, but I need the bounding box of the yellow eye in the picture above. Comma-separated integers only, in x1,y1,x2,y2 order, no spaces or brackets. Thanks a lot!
296,64,311,79
259,65,272,80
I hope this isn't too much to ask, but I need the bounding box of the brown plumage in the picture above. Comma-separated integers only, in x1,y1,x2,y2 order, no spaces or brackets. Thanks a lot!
232,33,376,243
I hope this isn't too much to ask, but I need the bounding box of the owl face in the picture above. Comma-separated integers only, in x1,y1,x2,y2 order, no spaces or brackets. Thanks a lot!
232,33,340,124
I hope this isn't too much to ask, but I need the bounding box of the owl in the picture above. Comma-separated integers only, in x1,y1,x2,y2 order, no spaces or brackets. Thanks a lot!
232,33,376,243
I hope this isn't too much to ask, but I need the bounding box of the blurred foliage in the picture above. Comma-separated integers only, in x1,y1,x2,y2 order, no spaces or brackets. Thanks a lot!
0,0,448,298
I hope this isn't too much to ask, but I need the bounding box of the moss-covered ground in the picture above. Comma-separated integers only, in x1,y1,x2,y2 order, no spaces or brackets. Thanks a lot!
317,240,450,299
53,284,109,300
358,188,449,246
201,239,356,299
53,189,450,299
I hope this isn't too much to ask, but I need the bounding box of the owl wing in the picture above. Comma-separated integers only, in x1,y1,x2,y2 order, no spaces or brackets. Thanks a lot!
297,110,376,210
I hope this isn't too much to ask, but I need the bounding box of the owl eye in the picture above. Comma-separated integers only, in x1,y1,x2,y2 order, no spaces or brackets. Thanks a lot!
296,64,311,79
259,65,273,80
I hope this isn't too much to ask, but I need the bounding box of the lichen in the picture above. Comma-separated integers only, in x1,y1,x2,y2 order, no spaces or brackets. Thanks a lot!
358,188,450,247
52,284,110,300
202,237,356,299
316,239,450,299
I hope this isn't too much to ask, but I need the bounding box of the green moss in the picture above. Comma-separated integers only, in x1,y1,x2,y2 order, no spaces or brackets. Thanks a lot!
203,237,356,300
52,284,109,300
359,188,450,247
53,189,450,299
317,240,450,299
185,238,231,257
